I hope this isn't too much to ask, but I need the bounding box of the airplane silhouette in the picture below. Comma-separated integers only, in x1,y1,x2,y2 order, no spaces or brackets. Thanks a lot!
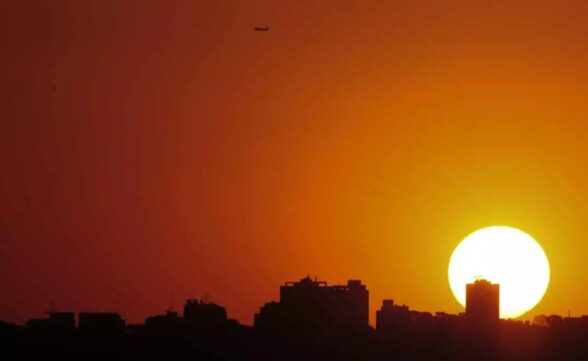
254,27,269,32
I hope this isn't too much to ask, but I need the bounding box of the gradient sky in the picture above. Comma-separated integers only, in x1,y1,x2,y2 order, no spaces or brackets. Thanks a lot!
2,0,588,325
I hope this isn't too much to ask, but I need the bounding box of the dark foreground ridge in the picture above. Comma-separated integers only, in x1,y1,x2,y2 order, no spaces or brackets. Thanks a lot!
0,276,586,360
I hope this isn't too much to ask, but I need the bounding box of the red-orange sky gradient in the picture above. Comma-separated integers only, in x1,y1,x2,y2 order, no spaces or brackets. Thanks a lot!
3,0,588,325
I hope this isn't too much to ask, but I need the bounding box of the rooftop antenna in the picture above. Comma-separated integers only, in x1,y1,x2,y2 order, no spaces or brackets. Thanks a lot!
49,299,56,313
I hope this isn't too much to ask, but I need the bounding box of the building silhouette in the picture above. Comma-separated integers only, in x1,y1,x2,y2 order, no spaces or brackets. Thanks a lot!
254,276,368,333
143,309,188,335
135,300,237,338
183,299,230,333
376,299,412,336
25,311,75,335
184,299,227,325
463,278,500,360
78,312,125,335
465,279,499,324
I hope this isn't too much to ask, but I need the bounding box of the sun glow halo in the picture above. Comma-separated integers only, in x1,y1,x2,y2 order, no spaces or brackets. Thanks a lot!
448,226,550,319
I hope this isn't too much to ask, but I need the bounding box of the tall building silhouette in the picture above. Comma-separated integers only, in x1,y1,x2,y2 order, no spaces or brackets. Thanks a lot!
463,279,500,359
254,276,369,333
466,279,499,325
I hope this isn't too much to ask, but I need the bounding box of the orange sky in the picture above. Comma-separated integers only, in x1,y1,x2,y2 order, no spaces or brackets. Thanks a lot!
2,0,588,325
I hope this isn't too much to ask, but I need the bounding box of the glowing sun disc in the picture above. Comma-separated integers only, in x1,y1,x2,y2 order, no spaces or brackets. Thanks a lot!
448,226,550,319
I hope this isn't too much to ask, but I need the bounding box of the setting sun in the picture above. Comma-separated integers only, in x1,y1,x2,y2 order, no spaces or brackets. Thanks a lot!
448,226,550,319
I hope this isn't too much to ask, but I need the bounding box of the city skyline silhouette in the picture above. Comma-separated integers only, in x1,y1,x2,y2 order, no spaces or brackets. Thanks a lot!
0,276,563,328
2,275,587,360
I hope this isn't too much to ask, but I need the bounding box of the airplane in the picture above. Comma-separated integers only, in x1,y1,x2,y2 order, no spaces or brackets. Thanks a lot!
254,26,269,32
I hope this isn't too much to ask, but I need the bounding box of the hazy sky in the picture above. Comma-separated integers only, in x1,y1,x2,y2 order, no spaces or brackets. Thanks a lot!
3,0,588,325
